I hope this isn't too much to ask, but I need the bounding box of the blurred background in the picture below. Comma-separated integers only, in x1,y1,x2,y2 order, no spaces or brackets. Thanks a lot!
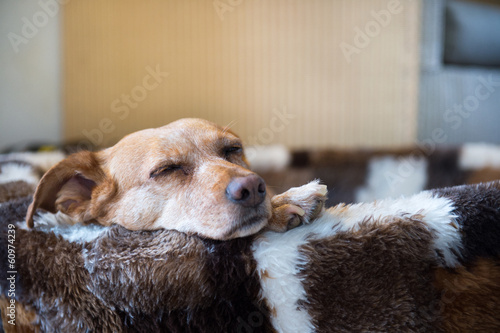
2,0,498,152
1,0,500,204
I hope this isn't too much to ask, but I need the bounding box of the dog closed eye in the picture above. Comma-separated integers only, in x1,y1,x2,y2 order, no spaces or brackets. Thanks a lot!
223,145,243,157
150,164,187,179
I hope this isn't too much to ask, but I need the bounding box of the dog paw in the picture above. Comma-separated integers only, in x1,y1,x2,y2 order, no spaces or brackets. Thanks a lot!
268,180,327,232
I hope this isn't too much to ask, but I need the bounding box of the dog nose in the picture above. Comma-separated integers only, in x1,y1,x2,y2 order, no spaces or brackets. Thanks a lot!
226,174,267,207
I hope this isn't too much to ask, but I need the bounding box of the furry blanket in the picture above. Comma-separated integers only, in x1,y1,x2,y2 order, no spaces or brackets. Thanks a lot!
1,180,500,332
1,151,500,332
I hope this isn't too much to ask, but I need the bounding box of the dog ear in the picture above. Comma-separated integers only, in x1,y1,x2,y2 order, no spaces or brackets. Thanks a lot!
26,150,109,228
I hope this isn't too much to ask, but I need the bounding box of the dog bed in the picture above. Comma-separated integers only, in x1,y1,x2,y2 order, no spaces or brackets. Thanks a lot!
1,180,500,332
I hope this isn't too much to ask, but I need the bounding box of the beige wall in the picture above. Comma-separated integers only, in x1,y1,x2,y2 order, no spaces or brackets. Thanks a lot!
0,0,61,151
63,0,421,150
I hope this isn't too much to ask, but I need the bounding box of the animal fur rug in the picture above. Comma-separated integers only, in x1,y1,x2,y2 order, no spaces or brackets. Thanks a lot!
1,180,500,332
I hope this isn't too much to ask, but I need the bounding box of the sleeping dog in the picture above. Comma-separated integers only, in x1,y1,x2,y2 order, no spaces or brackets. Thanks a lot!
1,118,500,332
25,118,326,238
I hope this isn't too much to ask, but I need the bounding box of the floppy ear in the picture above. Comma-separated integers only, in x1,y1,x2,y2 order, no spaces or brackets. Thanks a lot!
26,150,109,228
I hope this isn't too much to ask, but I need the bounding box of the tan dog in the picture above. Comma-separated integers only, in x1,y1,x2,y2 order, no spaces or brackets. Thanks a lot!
26,118,325,240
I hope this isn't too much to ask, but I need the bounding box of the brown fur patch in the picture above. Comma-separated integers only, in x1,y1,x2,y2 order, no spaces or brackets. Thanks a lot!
466,167,500,185
12,228,122,332
84,227,274,332
299,217,443,332
0,181,35,204
435,258,500,332
85,226,216,311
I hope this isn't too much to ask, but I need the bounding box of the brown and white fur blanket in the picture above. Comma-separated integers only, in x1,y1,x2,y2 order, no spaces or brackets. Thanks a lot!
253,143,500,207
1,151,500,332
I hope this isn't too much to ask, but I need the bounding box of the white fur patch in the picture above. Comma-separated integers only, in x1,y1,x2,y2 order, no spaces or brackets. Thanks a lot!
0,151,65,172
252,230,316,333
355,156,428,202
459,143,500,170
0,163,40,185
30,211,107,244
245,145,291,173
253,191,461,332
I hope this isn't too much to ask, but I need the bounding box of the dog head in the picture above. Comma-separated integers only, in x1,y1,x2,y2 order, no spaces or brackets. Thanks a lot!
26,118,272,240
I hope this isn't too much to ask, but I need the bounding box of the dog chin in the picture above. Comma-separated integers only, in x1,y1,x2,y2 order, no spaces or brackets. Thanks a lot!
222,215,269,240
